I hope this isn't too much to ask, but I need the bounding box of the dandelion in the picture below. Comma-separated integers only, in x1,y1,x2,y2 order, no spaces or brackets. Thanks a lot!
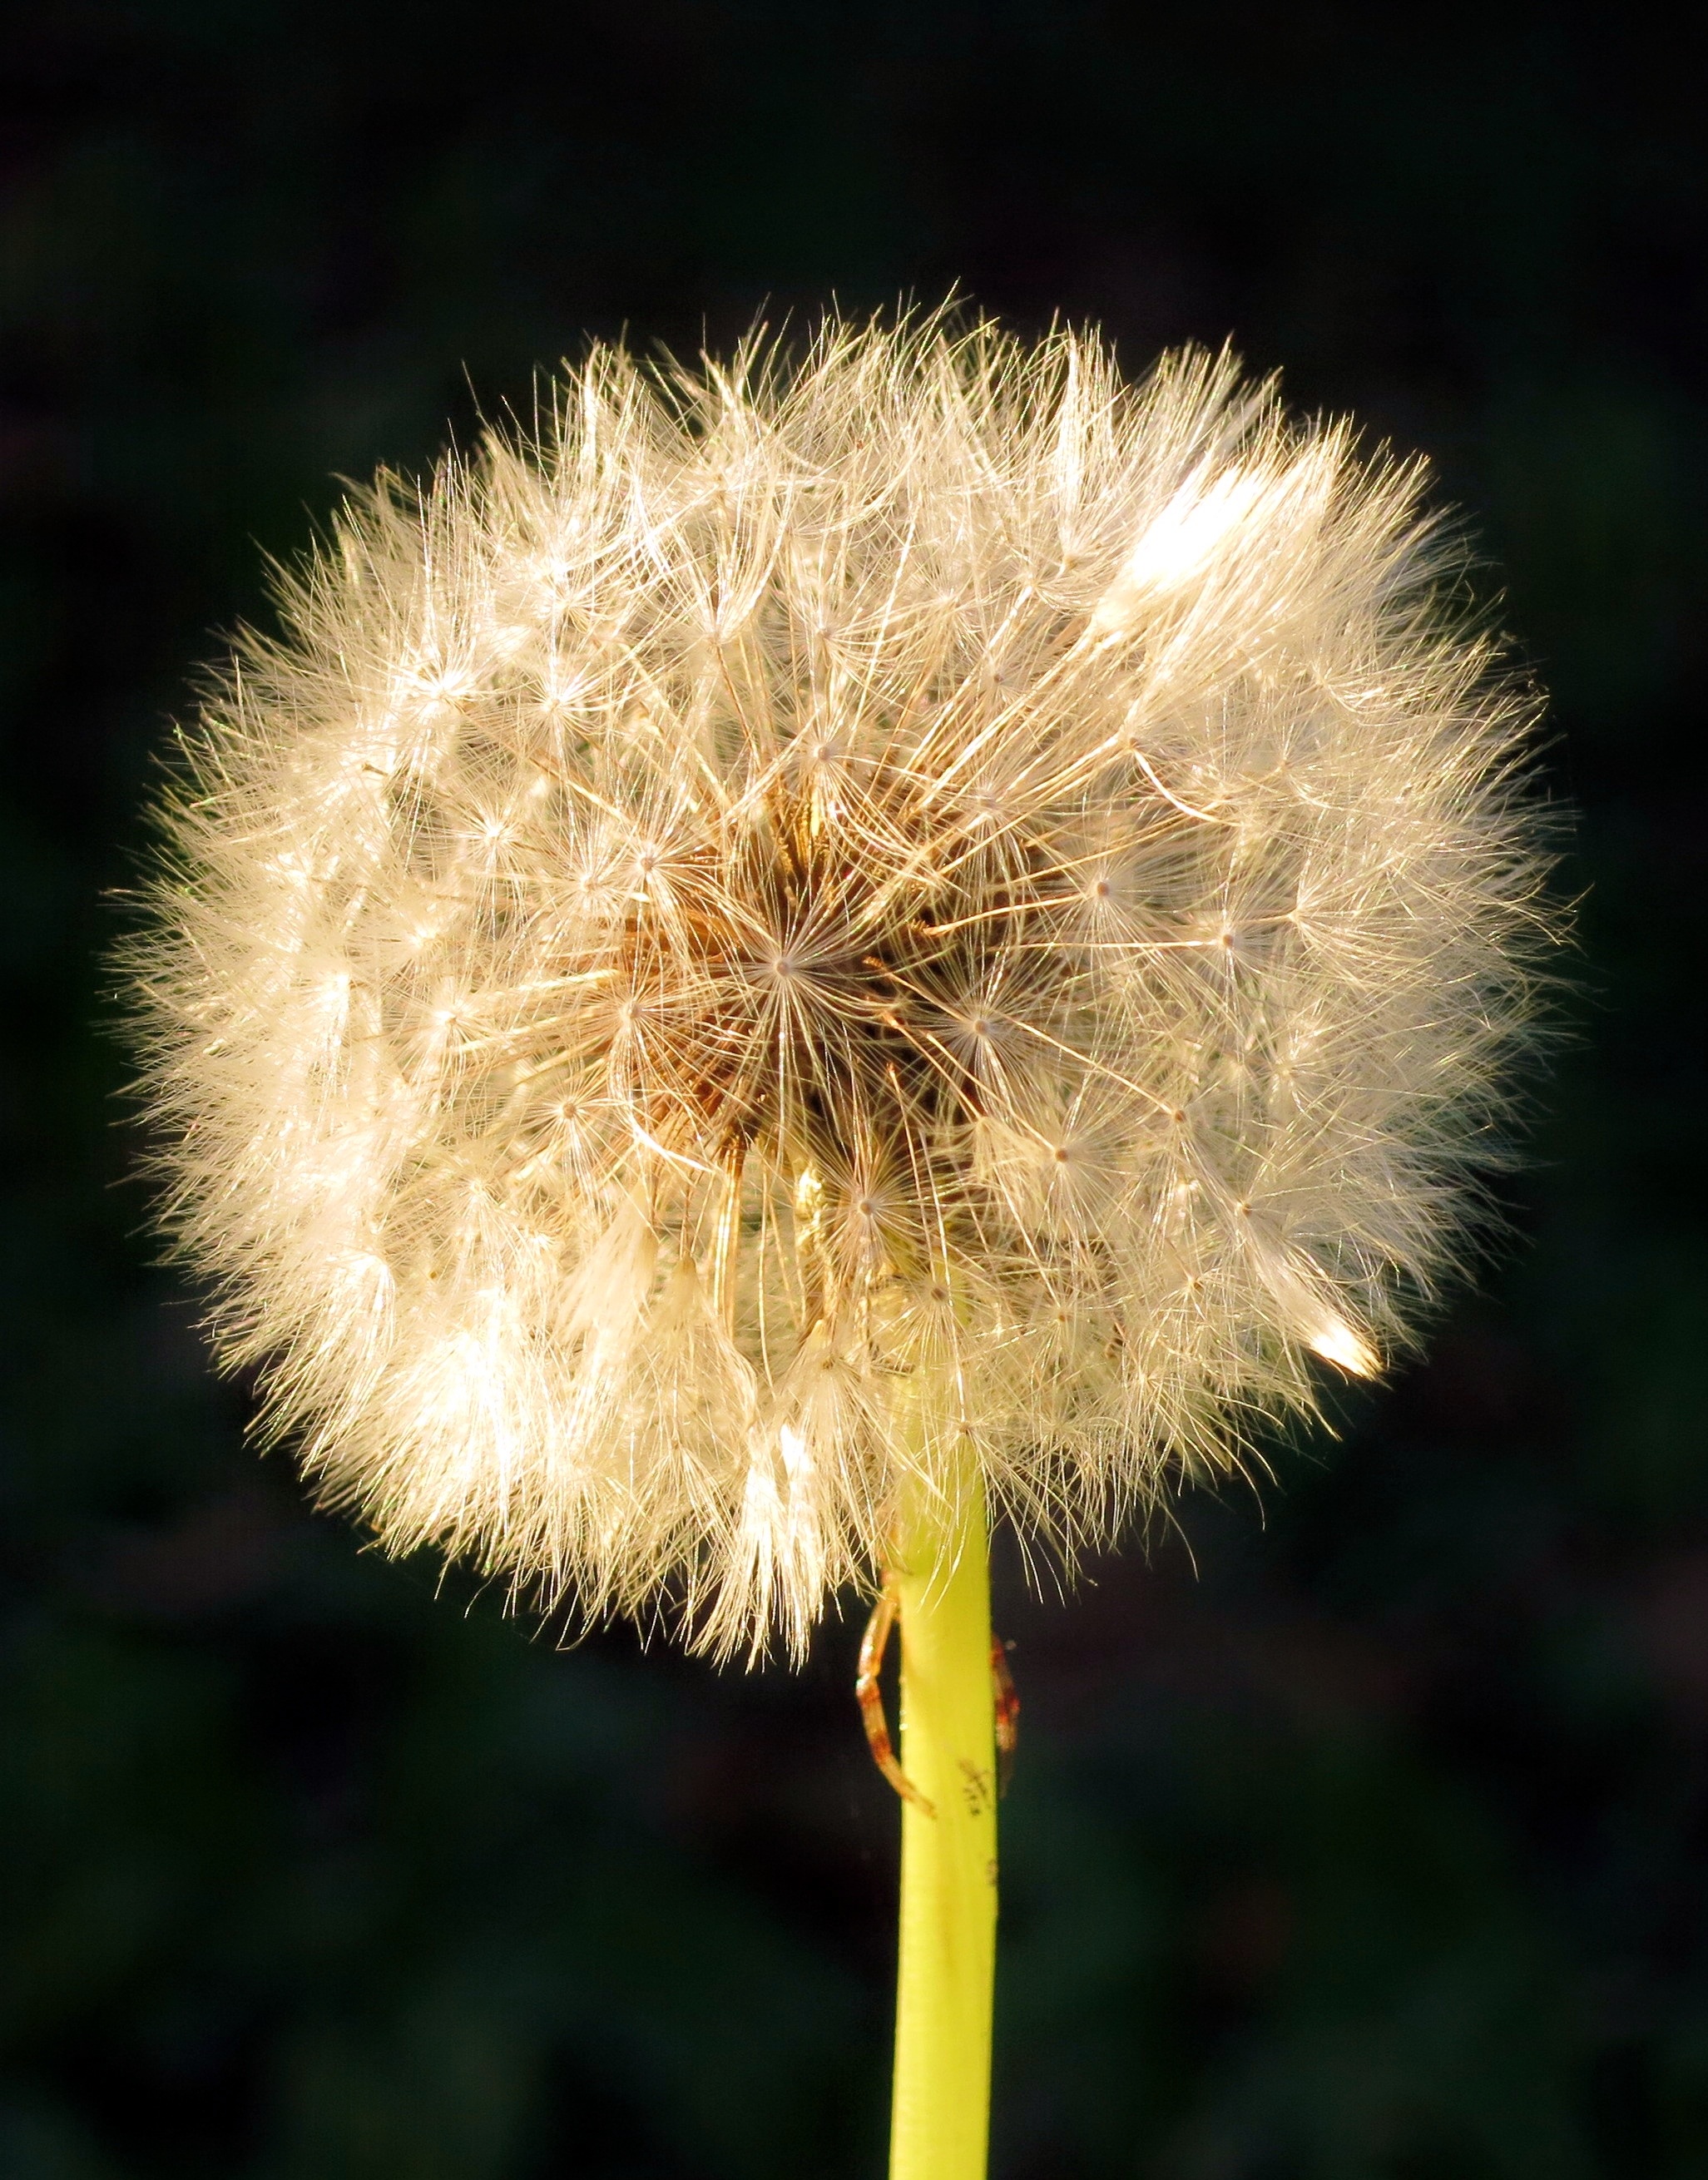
126,309,1553,2180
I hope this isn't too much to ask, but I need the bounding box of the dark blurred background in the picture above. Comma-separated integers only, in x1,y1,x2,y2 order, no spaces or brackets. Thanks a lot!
2,5,1703,2175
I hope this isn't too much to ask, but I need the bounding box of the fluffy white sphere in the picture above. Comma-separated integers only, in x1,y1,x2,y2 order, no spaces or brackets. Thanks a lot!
131,314,1552,1657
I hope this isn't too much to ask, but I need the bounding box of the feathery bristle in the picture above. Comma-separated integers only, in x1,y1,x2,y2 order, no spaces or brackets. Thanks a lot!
126,310,1554,1659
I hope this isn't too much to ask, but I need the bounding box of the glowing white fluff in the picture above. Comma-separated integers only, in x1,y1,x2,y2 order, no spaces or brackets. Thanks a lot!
128,311,1552,1657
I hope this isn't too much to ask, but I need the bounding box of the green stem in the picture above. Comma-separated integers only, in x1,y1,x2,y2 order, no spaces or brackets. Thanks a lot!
889,1459,997,2180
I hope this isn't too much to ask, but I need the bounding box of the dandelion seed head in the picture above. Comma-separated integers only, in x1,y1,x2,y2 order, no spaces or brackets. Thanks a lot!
129,310,1555,1659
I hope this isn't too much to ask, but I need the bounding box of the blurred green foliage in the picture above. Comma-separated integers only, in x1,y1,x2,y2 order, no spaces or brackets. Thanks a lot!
2,5,1704,2174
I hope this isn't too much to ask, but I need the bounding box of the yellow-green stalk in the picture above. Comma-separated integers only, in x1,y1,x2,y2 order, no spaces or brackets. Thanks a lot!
889,1461,998,2180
